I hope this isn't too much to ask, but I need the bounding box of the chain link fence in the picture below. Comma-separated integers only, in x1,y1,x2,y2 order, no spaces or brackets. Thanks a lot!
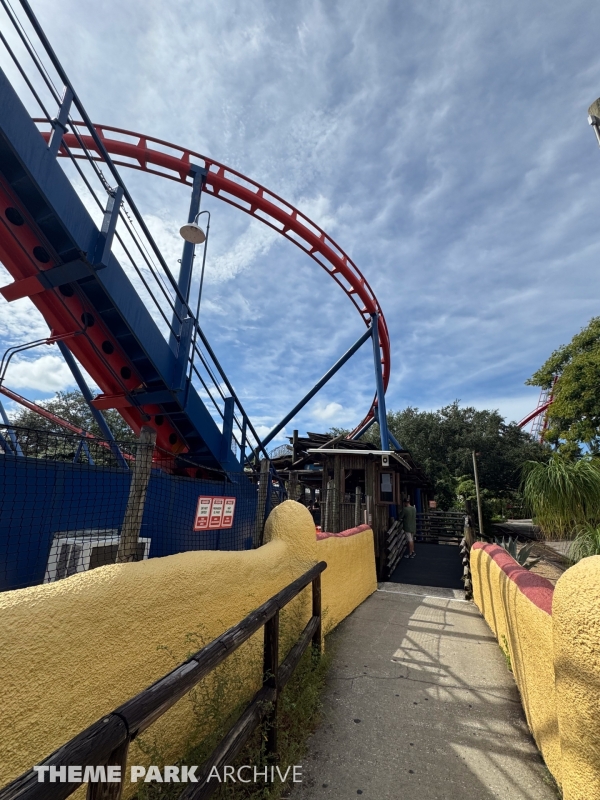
0,425,262,591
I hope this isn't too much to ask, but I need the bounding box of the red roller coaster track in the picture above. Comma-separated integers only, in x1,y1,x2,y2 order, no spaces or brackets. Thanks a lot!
518,400,552,429
0,383,134,460
36,121,390,437
518,377,557,441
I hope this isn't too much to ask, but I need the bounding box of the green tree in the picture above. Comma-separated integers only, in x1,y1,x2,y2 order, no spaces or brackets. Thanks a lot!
9,390,134,441
527,316,600,457
334,401,547,510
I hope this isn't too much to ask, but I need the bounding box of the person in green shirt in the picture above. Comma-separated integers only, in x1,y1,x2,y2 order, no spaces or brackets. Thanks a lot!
402,499,416,558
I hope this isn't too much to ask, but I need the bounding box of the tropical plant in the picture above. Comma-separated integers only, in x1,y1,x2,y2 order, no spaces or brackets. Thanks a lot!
520,456,600,538
494,537,542,570
567,524,600,564
527,316,600,457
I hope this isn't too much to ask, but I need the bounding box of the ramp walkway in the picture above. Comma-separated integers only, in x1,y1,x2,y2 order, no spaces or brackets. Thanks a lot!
388,542,463,590
291,586,558,800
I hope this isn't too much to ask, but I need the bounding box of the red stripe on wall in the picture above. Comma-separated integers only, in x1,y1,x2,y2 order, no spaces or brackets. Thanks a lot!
472,542,554,615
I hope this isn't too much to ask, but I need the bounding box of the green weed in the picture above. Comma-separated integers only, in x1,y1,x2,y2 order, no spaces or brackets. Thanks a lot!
133,609,333,800
500,635,512,673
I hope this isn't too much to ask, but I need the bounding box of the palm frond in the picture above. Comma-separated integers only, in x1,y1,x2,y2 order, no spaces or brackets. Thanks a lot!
568,524,600,563
521,457,600,538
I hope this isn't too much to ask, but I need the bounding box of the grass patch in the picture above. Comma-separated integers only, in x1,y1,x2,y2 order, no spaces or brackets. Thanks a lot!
134,632,333,800
500,635,512,672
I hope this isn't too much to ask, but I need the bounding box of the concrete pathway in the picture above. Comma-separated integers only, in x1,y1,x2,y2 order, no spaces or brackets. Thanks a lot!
290,587,558,800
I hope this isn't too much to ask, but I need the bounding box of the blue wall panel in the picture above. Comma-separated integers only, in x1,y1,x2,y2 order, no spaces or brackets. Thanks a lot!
0,454,257,591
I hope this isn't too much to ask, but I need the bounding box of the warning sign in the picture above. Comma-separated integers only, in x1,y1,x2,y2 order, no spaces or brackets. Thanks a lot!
194,497,213,530
194,496,236,531
222,497,236,527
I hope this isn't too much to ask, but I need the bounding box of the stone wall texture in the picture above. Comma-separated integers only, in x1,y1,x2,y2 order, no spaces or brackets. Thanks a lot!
471,542,600,800
0,500,377,795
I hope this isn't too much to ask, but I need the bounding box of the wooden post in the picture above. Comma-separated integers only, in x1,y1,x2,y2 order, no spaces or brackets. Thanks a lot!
289,470,298,502
263,610,279,759
332,454,342,533
312,573,322,656
323,479,333,533
472,450,484,537
255,458,270,546
116,426,156,563
86,739,129,800
292,429,299,462
354,485,361,527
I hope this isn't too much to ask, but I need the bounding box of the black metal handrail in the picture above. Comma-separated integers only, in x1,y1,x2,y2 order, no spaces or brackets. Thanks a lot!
0,561,326,800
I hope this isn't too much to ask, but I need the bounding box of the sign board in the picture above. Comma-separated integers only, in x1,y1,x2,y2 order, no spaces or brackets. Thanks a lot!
194,496,236,531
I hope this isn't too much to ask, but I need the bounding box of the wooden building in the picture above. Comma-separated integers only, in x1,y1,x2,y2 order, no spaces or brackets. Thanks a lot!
270,432,433,579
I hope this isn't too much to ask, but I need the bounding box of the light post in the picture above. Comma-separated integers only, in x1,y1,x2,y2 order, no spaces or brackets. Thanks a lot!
180,209,211,322
588,97,600,147
179,209,211,404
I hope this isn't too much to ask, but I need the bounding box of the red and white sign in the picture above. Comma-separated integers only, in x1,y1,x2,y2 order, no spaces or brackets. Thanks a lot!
222,497,236,527
194,496,236,531
194,497,213,530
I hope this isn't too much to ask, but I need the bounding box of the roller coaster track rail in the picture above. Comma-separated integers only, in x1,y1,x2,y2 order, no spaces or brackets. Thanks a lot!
0,0,390,473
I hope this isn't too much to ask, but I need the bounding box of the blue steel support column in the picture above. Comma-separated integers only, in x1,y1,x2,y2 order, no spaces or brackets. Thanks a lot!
169,165,207,352
0,397,23,456
73,437,95,465
351,416,376,441
240,417,247,465
371,313,389,451
57,341,128,469
48,86,73,157
388,430,402,451
259,325,373,451
220,396,236,467
415,487,422,511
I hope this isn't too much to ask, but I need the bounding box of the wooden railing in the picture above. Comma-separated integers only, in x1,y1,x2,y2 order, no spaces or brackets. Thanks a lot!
0,562,327,800
384,520,406,577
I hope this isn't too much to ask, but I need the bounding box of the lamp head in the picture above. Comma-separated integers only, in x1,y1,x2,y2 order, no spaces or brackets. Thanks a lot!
179,221,206,244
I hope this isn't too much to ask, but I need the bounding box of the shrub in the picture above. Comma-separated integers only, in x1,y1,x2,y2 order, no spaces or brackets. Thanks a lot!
520,456,600,537
568,524,600,564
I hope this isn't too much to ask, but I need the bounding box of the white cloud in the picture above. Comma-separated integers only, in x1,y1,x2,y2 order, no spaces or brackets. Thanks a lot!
0,267,50,347
2,0,600,440
312,401,347,422
253,424,272,440
4,355,75,392
205,223,279,285
463,393,544,428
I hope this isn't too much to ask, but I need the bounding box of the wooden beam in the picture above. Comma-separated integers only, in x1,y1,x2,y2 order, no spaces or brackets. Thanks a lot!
332,455,342,533
254,458,270,545
116,426,156,563
263,610,279,758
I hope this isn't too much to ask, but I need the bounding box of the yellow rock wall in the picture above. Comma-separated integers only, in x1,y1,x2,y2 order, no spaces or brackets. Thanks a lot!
471,545,600,800
317,528,378,632
470,546,559,781
553,556,600,800
0,501,376,793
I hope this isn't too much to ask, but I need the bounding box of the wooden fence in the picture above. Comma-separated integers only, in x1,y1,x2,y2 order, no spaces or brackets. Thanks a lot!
0,562,327,800
417,511,465,544
384,520,406,577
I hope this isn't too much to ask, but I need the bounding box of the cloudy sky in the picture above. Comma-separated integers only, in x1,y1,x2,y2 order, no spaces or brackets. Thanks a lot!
1,0,600,447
